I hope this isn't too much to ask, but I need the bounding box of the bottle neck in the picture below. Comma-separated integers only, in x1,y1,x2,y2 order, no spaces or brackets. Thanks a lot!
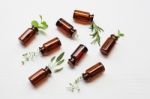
111,34,118,40
68,57,76,66
31,26,38,32
44,66,51,75
90,14,94,22
82,73,89,81
71,29,77,38
39,47,45,55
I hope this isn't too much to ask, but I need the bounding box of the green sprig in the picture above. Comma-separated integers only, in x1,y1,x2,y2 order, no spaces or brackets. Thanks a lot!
48,52,65,72
31,15,48,30
67,75,83,92
21,52,38,65
116,30,124,38
90,21,104,46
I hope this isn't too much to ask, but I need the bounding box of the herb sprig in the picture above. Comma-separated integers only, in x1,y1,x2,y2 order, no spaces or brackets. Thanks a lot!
21,52,38,65
48,52,65,72
67,75,83,92
90,21,104,46
31,15,48,30
116,30,124,38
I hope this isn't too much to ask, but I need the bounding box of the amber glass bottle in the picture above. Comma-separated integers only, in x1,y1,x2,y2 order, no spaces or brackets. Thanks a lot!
73,10,94,24
82,62,105,81
18,26,38,45
29,66,51,86
68,44,88,66
56,18,77,38
39,37,61,55
100,34,118,55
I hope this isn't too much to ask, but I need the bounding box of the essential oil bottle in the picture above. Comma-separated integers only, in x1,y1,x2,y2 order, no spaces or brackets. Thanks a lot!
100,30,124,56
73,10,94,24
68,44,88,66
29,66,51,86
100,34,118,55
82,62,105,81
67,62,105,92
56,18,77,38
19,26,38,45
39,37,61,55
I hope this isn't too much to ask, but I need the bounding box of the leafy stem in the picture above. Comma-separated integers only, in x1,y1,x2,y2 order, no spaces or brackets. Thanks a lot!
116,30,124,38
48,52,65,72
67,75,83,92
90,21,104,46
31,15,48,30
21,52,38,65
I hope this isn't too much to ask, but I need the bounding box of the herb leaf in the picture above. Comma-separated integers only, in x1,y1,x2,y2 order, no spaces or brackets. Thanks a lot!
48,52,65,73
56,52,65,62
21,52,38,65
39,15,43,22
31,15,48,30
90,21,104,46
54,66,63,72
31,20,39,28
56,59,65,66
51,56,56,62
38,21,48,29
116,30,124,38
67,75,83,92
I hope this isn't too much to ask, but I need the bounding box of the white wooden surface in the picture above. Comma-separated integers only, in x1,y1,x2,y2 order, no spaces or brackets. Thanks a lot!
0,0,150,98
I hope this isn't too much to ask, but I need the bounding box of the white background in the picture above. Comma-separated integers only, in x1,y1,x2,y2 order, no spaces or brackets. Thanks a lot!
0,0,150,99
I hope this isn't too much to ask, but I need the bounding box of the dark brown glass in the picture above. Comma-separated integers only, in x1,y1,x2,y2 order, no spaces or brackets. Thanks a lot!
82,62,105,81
39,37,61,55
56,18,76,38
68,44,88,66
100,34,118,55
29,66,51,86
18,26,38,45
73,10,94,24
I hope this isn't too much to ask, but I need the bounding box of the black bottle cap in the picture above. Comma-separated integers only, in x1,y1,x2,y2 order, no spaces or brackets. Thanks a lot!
39,47,45,54
90,14,94,22
82,73,89,81
31,26,38,32
111,34,118,40
45,66,51,75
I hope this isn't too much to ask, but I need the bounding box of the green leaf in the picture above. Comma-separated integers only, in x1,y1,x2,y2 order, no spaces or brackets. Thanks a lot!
25,57,29,61
89,21,103,46
56,52,65,62
91,39,97,44
22,53,27,56
90,22,94,32
21,61,24,65
31,20,39,28
93,34,100,45
90,32,97,38
38,21,48,29
119,33,124,37
31,15,48,30
56,59,65,65
51,56,56,62
39,15,43,22
54,66,63,72
117,30,124,38
97,26,104,32
67,75,82,92
41,21,48,28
